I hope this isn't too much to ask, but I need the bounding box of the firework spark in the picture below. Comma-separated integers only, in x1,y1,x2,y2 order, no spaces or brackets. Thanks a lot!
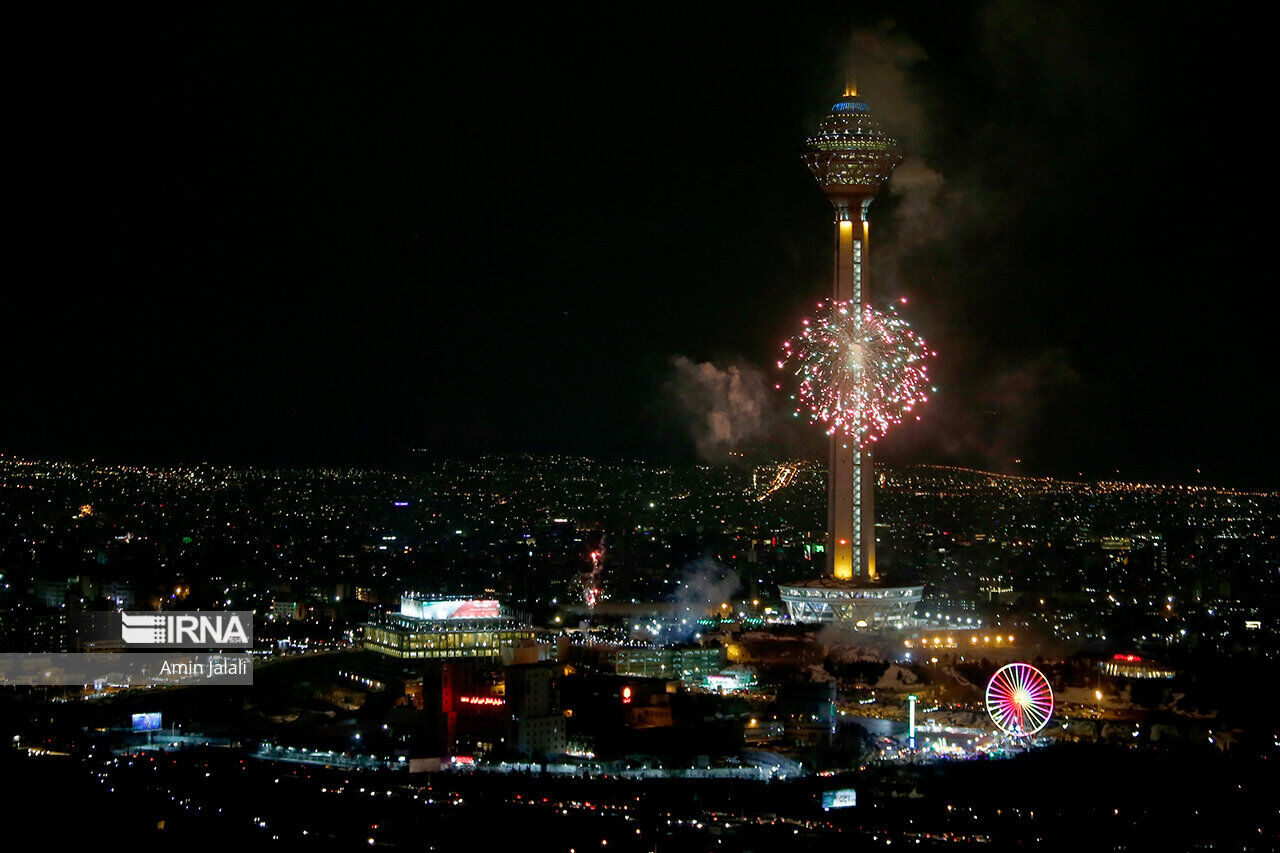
576,536,606,610
779,299,935,447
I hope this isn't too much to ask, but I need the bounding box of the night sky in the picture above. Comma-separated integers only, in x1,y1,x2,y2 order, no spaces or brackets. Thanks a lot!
7,4,1276,486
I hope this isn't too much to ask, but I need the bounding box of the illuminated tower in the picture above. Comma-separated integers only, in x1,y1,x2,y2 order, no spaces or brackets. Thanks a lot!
778,86,921,628
803,84,902,582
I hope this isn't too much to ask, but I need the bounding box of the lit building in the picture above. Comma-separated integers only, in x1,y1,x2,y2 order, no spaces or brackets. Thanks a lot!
362,595,535,660
703,665,757,693
779,579,921,628
900,628,1034,662
1100,653,1175,679
0,610,69,652
605,646,725,684
506,663,567,759
778,86,922,628
271,600,304,621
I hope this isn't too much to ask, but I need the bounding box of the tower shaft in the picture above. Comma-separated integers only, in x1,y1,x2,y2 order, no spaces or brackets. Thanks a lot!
778,88,919,629
826,201,877,581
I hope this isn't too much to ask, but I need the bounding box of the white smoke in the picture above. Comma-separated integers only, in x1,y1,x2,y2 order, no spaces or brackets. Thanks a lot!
844,24,968,261
667,356,772,461
670,557,741,640
848,24,928,143
887,157,947,249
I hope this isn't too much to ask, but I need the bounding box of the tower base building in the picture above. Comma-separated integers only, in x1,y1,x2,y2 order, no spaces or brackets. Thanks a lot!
778,577,922,628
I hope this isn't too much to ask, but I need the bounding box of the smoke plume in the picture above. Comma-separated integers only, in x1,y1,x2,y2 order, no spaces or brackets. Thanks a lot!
670,557,741,640
836,21,1087,473
667,356,773,461
844,23,961,258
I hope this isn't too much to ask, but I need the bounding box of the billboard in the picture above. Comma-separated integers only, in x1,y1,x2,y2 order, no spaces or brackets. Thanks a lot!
400,598,500,620
820,789,856,810
131,712,162,732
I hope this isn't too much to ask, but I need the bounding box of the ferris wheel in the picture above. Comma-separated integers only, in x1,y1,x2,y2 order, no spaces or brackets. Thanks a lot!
986,663,1053,737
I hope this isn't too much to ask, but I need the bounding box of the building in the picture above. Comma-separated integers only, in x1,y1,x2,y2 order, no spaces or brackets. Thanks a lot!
703,665,757,693
597,645,725,685
362,595,536,660
780,578,922,628
561,674,676,742
1100,653,1176,679
505,663,567,759
271,600,304,621
406,659,507,756
778,86,922,629
0,610,69,652
777,680,837,744
900,628,1036,663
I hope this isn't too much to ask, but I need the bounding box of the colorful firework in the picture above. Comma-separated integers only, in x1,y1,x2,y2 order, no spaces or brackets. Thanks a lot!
575,536,606,610
985,663,1054,737
779,299,934,447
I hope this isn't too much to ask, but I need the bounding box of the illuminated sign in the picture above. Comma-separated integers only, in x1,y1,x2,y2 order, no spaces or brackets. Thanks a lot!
131,712,162,732
459,696,505,707
821,789,857,810
400,598,501,620
1113,654,1142,662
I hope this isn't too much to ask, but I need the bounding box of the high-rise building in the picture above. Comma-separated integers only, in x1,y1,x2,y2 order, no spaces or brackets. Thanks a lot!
506,663,567,759
778,87,922,628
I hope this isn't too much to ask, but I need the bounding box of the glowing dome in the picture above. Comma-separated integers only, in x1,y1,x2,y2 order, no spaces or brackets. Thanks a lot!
802,95,902,197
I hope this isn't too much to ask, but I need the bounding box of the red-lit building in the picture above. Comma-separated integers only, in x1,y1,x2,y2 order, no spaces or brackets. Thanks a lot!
1100,653,1175,679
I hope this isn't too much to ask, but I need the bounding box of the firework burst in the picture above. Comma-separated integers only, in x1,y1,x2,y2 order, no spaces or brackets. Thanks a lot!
779,299,935,447
575,537,606,610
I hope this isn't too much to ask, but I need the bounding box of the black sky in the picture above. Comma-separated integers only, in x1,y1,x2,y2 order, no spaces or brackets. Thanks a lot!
6,3,1277,486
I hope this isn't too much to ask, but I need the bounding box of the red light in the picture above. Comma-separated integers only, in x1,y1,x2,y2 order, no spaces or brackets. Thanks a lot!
1112,654,1142,662
621,686,632,704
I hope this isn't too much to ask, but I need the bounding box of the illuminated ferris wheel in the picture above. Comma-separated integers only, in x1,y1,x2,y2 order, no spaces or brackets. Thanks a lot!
985,663,1053,737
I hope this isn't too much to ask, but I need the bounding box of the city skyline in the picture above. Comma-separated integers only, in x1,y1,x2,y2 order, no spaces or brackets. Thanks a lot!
7,4,1278,487
4,4,1278,842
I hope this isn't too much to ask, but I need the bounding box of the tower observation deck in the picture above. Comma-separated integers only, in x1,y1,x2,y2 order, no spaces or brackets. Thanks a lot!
778,88,922,628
